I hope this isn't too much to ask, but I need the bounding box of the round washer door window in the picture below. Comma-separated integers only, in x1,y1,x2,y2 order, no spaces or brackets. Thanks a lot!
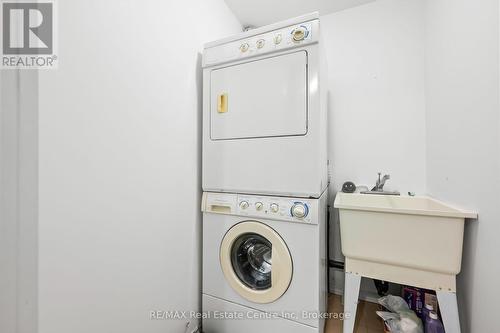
231,233,272,290
220,221,293,304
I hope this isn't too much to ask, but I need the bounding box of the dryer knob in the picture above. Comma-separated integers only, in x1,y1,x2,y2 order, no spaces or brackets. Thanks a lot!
239,201,249,209
291,26,308,42
255,202,264,211
270,203,279,213
291,203,308,218
240,43,249,52
274,34,282,44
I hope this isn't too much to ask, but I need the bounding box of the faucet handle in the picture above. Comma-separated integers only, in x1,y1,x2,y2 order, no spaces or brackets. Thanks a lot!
371,172,393,192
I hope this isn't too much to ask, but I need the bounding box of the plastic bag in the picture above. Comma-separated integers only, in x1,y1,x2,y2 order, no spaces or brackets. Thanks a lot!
376,295,423,333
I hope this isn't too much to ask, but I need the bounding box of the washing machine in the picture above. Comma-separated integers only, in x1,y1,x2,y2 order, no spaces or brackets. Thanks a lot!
202,12,328,198
201,190,328,333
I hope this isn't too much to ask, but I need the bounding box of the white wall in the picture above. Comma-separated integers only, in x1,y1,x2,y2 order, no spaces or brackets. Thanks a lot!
224,0,375,27
322,0,426,296
35,1,240,333
324,3,500,329
324,0,426,197
424,0,500,331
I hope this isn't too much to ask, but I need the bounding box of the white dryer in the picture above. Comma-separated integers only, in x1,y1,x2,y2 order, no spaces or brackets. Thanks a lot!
202,13,328,198
201,191,328,333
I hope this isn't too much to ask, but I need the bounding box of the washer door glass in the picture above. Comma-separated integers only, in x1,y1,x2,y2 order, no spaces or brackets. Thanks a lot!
220,221,292,304
231,233,272,290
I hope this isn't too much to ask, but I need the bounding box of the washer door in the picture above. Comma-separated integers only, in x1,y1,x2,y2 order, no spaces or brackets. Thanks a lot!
220,221,293,304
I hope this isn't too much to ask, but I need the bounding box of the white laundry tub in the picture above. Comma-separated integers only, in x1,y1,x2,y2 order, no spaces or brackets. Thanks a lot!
334,193,477,291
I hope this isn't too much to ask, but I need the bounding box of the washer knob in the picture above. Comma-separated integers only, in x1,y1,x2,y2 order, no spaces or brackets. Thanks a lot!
256,39,265,49
291,202,308,218
270,203,279,213
255,202,263,211
239,201,249,209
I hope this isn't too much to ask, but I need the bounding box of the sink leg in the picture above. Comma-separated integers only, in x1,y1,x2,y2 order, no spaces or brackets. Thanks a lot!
436,291,461,333
343,272,361,333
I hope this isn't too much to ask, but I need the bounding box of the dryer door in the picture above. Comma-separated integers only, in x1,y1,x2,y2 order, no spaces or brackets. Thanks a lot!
220,221,293,304
210,51,307,140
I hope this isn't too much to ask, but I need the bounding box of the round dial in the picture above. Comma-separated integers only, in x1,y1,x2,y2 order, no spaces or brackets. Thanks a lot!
255,202,263,211
240,43,249,52
239,201,249,209
291,202,308,218
291,26,308,42
270,203,279,213
256,39,265,49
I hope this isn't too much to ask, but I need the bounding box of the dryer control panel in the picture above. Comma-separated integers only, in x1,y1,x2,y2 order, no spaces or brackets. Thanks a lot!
203,19,318,67
202,192,320,225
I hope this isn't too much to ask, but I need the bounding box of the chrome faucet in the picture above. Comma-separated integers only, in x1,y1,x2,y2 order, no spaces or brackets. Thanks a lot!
372,172,390,192
360,172,400,195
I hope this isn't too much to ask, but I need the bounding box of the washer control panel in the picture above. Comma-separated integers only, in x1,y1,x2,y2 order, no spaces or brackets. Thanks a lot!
237,194,314,224
203,20,317,67
202,192,319,225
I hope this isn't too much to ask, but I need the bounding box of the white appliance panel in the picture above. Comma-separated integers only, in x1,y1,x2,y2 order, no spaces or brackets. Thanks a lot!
202,13,328,198
201,191,328,331
202,294,319,333
210,51,307,140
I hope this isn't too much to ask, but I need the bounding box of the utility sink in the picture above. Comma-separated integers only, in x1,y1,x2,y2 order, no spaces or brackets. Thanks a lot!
335,193,477,219
334,192,477,291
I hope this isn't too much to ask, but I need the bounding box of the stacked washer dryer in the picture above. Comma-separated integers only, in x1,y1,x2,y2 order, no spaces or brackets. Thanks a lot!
201,12,328,333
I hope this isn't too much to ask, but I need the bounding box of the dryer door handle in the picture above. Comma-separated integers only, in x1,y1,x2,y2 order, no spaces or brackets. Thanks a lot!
217,93,228,113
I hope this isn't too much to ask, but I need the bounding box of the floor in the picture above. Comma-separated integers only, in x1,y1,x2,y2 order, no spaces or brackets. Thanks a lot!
325,294,385,333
